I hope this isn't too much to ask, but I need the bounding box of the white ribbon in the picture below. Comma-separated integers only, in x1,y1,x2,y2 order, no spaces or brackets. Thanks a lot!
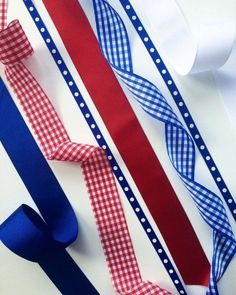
136,0,236,129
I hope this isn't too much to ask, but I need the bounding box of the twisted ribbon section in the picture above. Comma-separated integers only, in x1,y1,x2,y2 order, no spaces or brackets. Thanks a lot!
92,1,236,294
0,13,171,295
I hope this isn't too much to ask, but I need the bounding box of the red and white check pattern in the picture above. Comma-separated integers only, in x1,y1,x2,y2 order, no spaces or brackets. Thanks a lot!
0,0,7,31
0,3,171,294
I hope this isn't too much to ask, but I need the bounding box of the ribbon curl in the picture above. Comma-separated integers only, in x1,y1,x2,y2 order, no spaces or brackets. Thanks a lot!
92,1,236,294
0,12,171,295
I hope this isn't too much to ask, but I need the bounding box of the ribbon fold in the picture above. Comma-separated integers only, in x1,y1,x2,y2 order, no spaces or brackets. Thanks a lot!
40,0,210,288
0,4,171,295
92,1,236,294
0,77,98,294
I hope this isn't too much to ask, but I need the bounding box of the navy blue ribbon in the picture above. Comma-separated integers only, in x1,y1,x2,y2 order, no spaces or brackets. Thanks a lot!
0,78,98,294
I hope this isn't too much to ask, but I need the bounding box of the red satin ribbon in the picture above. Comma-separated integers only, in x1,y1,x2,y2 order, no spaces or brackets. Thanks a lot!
0,5,171,295
42,0,210,286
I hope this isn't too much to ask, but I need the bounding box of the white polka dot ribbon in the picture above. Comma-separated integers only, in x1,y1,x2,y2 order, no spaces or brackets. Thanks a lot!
0,2,171,294
92,1,236,294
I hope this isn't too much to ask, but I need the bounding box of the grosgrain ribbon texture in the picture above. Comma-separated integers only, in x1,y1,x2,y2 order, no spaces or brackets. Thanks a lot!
40,0,210,288
92,1,236,294
0,4,171,295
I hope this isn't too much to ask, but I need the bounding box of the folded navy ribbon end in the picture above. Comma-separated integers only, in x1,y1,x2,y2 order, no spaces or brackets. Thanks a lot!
0,204,55,262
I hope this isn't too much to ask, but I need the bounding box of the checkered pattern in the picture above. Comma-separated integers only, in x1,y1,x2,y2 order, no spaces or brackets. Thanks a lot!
0,6,171,295
0,20,33,65
0,0,7,31
93,0,236,294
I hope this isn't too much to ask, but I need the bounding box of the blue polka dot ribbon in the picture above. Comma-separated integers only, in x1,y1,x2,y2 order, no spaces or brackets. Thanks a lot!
23,0,189,293
118,0,236,221
92,0,236,294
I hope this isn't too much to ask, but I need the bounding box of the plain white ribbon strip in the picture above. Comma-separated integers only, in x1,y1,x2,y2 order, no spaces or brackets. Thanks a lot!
135,0,236,129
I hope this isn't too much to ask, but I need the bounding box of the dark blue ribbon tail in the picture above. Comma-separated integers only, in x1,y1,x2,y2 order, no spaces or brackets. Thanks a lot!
0,79,99,294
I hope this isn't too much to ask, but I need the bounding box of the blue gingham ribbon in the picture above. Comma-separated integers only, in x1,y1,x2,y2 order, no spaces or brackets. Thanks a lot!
92,1,236,294
119,0,236,221
23,1,189,294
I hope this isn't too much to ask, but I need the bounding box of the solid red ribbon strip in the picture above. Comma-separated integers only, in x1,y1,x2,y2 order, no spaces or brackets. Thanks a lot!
0,9,171,295
42,0,210,286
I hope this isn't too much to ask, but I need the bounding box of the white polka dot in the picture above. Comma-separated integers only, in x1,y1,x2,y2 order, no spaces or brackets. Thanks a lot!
147,228,151,233
135,208,140,212
184,113,189,117
130,197,135,202
138,26,143,31
163,259,168,263
63,70,68,75
40,28,45,32
179,102,184,107
52,49,56,54
228,199,233,203
113,166,118,171
152,239,157,243
132,15,137,20
233,209,236,214
74,92,79,97
80,103,84,108
162,69,167,74
144,37,149,42
69,81,73,86
35,17,40,22
169,269,174,274
211,167,216,171
189,123,194,128
108,155,112,160
102,145,106,150
57,60,62,65
150,48,155,53
158,249,163,253
206,156,211,160
175,280,179,284
126,5,131,9
85,113,90,118
96,135,101,139
173,91,178,96
141,218,146,223
119,176,124,181
222,188,227,193
91,124,96,129
124,187,129,192
200,145,205,150
167,80,172,85
216,177,221,182
29,7,34,11
46,38,51,43
195,134,200,139
156,58,161,63
180,290,185,294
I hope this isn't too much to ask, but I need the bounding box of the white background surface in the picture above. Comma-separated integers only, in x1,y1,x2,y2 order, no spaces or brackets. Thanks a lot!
0,0,236,294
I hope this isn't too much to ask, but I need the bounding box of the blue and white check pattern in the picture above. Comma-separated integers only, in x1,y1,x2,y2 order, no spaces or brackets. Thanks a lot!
92,0,236,294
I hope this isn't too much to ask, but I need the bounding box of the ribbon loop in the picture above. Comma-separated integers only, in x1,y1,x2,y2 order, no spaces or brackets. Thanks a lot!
48,141,100,163
0,20,33,65
0,205,57,262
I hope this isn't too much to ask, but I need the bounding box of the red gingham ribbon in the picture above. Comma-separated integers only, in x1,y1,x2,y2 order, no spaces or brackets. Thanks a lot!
0,4,171,295
0,0,7,31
